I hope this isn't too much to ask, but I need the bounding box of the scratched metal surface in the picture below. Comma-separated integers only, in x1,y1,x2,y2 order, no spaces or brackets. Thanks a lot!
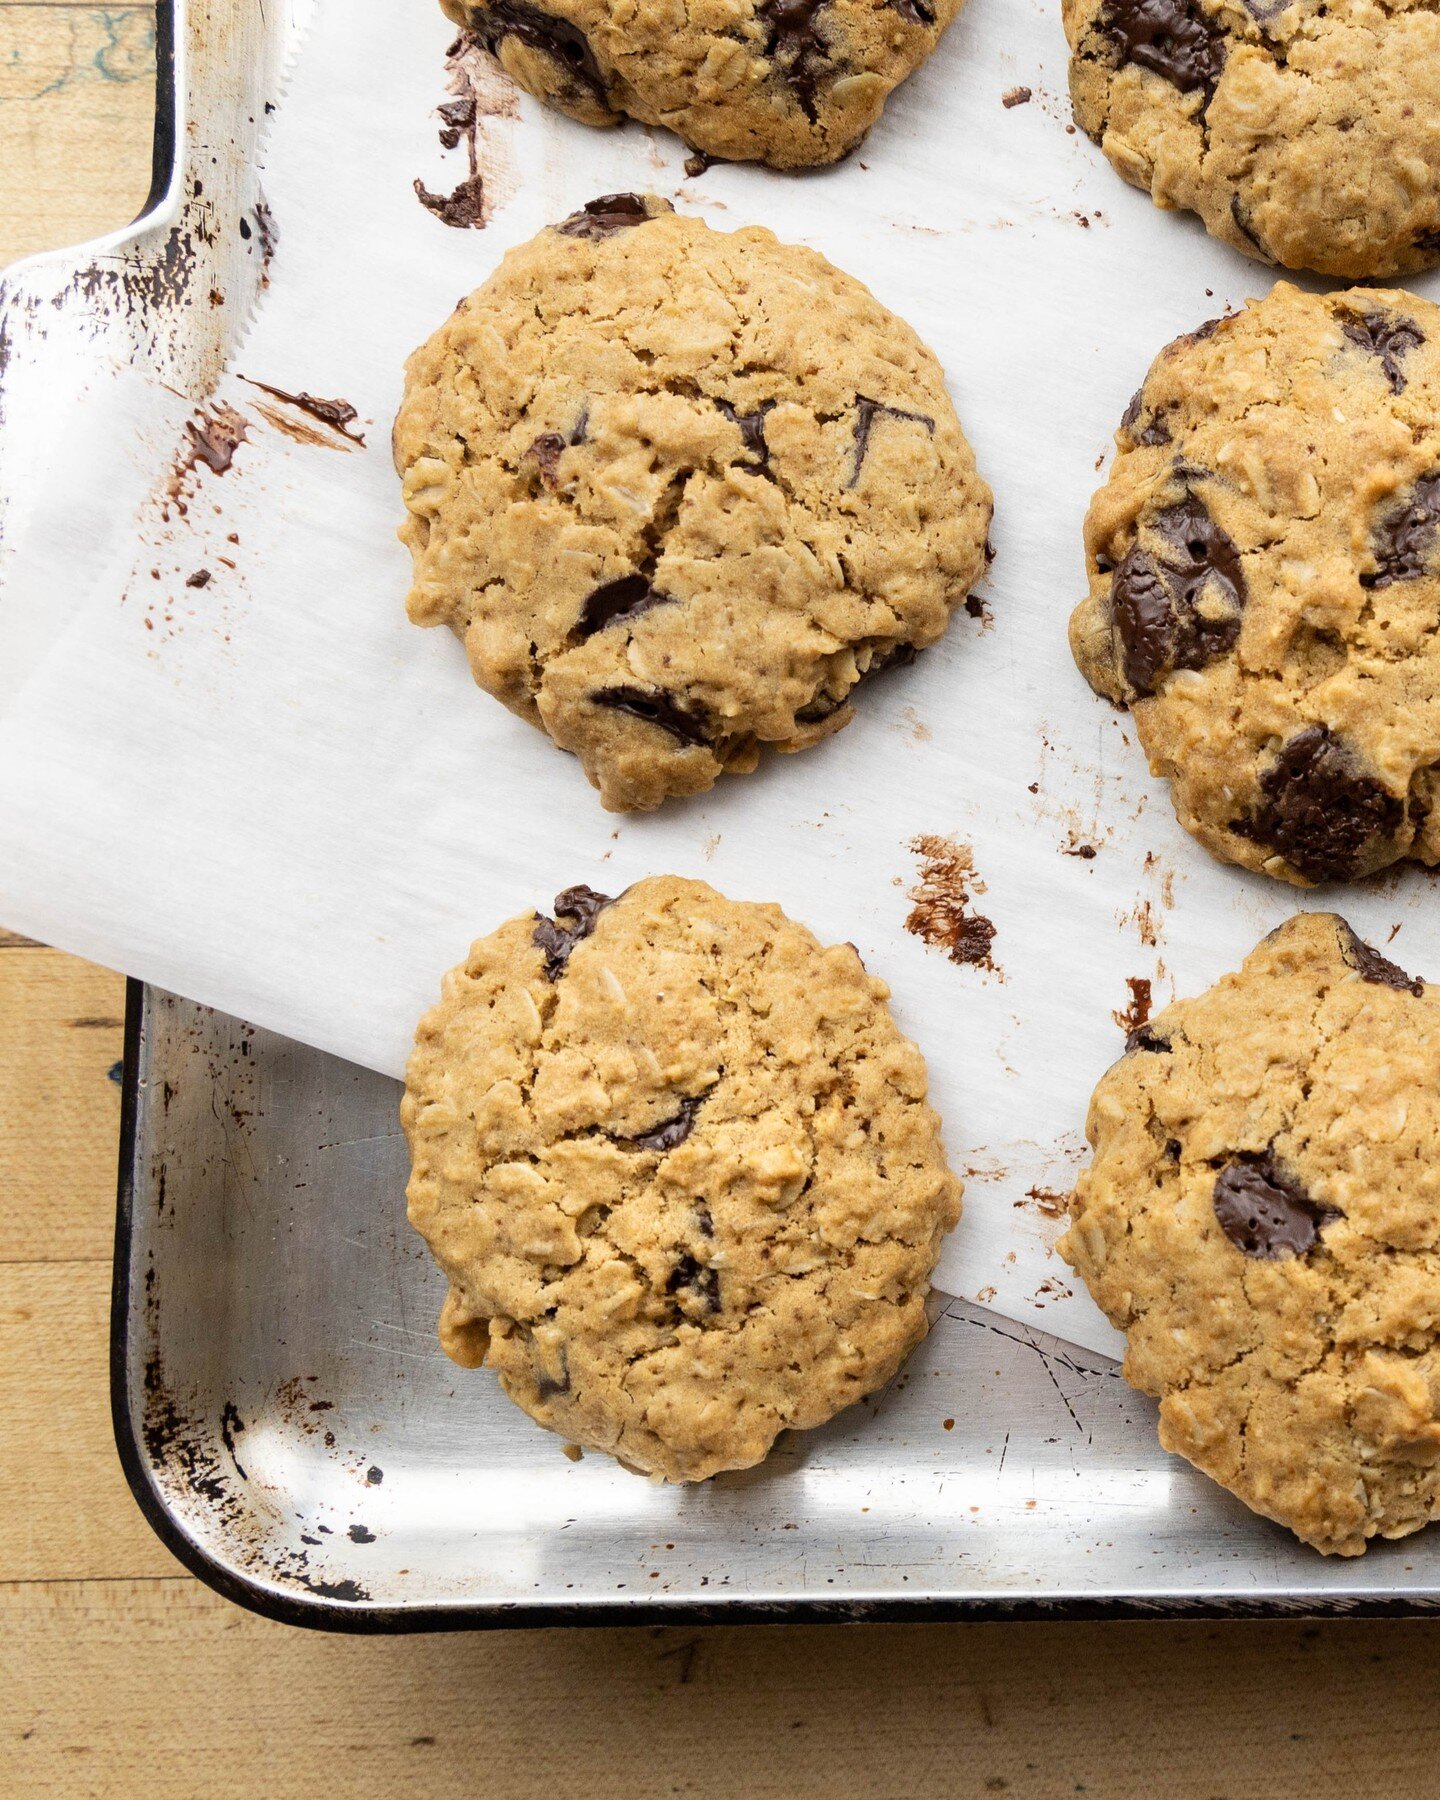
5,0,1440,1625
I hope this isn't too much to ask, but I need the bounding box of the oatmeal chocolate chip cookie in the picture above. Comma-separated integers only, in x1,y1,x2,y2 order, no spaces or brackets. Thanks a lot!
1061,912,1440,1556
437,0,965,168
1070,282,1440,886
396,196,992,812
401,876,962,1481
1064,0,1440,279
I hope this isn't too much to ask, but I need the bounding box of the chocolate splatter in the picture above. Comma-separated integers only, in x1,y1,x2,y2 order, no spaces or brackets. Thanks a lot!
1363,471,1440,589
182,404,247,476
905,834,999,973
1340,308,1425,396
1110,492,1245,696
848,395,936,488
1233,725,1404,883
1114,976,1154,1039
1100,0,1226,93
591,685,712,745
241,377,366,444
347,1524,377,1544
1338,920,1425,996
1213,1152,1339,1260
533,885,613,978
555,193,652,240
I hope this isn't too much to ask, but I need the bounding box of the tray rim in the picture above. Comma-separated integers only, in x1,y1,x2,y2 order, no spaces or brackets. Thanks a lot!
82,0,1440,1635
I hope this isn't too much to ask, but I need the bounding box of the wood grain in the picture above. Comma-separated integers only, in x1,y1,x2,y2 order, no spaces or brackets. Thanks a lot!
7,9,1440,1800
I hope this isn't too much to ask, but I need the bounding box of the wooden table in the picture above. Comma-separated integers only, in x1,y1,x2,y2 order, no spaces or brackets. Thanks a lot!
5,9,1440,1795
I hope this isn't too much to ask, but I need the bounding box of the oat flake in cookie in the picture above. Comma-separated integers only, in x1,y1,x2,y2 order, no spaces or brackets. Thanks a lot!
1070,282,1440,887
396,195,992,812
1064,0,1440,279
401,877,962,1481
438,0,966,168
1061,913,1440,1556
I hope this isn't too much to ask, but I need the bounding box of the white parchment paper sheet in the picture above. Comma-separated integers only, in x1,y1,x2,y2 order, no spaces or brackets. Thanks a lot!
1,0,1436,1356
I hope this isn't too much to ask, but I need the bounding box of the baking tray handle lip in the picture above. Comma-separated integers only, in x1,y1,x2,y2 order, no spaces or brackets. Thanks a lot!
106,987,1440,1633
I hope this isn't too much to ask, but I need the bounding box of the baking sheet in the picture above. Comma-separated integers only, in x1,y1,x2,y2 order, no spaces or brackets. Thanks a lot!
2,0,1437,1357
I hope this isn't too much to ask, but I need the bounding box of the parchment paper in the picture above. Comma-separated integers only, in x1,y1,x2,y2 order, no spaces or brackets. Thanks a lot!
1,0,1436,1355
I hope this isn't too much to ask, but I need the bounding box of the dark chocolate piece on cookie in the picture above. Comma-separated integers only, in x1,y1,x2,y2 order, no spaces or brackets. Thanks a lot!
1363,471,1440,588
1212,1152,1338,1261
592,685,713,746
1233,725,1404,883
556,193,655,239
533,884,614,978
1110,493,1246,696
1100,0,1226,93
1337,921,1425,997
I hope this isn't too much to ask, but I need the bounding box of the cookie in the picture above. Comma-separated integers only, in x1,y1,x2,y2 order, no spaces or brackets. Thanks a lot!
396,195,992,813
1070,282,1440,886
438,0,964,168
1064,0,1440,279
1061,912,1440,1556
401,876,962,1481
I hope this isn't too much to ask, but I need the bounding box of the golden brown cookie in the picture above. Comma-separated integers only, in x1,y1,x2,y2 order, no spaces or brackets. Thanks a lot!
1070,282,1440,886
439,0,967,168
402,877,962,1481
1065,0,1440,279
396,195,992,813
1061,913,1440,1556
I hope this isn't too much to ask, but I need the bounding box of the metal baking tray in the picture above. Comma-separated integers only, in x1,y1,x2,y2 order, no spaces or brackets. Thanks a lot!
6,0,1440,1626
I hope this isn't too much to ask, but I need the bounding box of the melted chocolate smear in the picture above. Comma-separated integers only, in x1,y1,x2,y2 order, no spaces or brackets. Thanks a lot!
472,0,607,101
905,834,999,972
555,193,651,240
759,0,833,122
415,172,487,230
1341,309,1425,395
1101,0,1226,93
618,1093,706,1153
1234,725,1404,884
183,405,247,476
577,574,673,637
532,884,614,979
1110,492,1246,696
715,397,776,467
1363,471,1440,588
668,1254,722,1316
1213,1152,1338,1260
1338,921,1425,997
437,95,477,149
796,642,916,724
242,378,366,444
848,395,936,488
592,685,712,746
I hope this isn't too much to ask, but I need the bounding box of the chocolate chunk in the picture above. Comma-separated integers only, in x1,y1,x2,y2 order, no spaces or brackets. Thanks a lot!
715,398,775,467
576,574,673,637
848,395,936,488
1100,0,1226,92
592,685,712,746
532,884,614,979
1121,387,1172,446
1228,193,1271,260
555,193,650,240
526,431,568,485
889,0,936,20
1340,308,1425,395
437,95,477,150
1234,725,1404,883
1212,1153,1338,1260
535,1349,570,1399
1125,1024,1172,1053
415,173,487,229
796,641,916,724
668,1253,722,1315
1338,921,1425,997
1418,228,1440,254
618,1093,706,1152
185,569,212,589
1110,493,1246,696
758,0,832,122
1363,471,1440,589
471,0,607,101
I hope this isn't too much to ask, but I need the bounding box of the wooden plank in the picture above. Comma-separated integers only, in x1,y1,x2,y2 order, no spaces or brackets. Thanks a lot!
0,1260,178,1583
4,1578,1440,1798
0,6,158,265
0,947,123,1263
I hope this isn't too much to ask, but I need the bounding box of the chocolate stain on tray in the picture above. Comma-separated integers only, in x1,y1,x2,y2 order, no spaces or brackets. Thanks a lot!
162,402,248,519
1016,1187,1070,1219
1113,976,1153,1037
415,33,519,229
905,835,999,973
241,376,366,446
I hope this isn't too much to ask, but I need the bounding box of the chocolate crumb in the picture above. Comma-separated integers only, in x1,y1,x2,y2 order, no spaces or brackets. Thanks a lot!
1002,85,1032,107
185,570,212,590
